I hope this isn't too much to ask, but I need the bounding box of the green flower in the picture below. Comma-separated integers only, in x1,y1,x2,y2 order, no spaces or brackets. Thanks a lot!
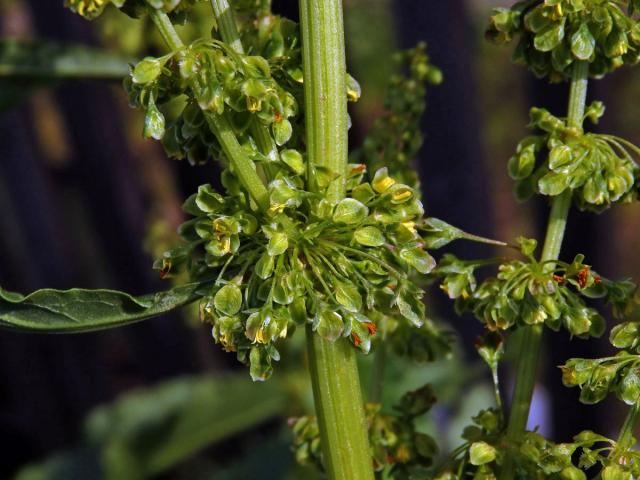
487,0,640,80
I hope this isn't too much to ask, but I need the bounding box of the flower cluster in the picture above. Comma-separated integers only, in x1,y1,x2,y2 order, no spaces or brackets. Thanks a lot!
487,0,640,80
291,384,438,475
158,167,435,380
561,351,640,404
65,0,198,19
434,408,504,479
433,238,635,338
125,40,300,165
350,43,442,190
515,430,640,480
437,411,640,479
508,104,639,212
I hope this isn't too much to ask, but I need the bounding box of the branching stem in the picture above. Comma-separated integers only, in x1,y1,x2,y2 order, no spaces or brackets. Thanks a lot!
148,9,269,212
499,61,588,480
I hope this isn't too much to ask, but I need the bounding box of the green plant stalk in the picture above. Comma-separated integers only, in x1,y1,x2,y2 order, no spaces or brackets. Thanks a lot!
148,9,269,212
300,0,348,201
209,0,244,54
205,114,270,211
500,61,587,479
209,0,279,167
300,0,373,478
617,402,640,449
306,327,374,480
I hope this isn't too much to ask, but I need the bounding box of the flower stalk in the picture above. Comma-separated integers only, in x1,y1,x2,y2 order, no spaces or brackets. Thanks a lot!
299,0,373,478
209,0,279,166
148,8,270,212
500,61,588,479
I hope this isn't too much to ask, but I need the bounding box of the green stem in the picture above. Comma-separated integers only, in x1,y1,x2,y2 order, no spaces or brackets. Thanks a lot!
299,0,373,478
209,0,279,171
205,113,270,211
148,9,184,50
306,327,374,480
499,61,587,480
300,0,348,202
148,9,269,212
209,0,244,54
617,402,640,450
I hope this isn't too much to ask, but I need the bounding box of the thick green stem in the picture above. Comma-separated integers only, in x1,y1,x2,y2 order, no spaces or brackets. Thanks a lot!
500,61,587,479
306,327,374,480
299,0,373,478
300,0,348,201
148,9,269,212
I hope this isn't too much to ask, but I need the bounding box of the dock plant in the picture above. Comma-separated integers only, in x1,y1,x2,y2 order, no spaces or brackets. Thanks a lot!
3,1,640,479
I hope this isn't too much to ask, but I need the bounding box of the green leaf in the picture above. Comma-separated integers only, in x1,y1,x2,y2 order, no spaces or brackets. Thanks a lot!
353,226,385,247
334,282,362,313
143,96,165,140
508,143,537,180
619,367,640,405
602,465,631,480
469,441,497,466
610,322,640,351
132,57,162,84
314,310,344,342
548,145,573,171
333,198,369,224
0,282,207,332
534,20,565,52
267,232,289,256
538,171,568,196
214,284,243,316
280,149,305,175
560,466,587,480
194,184,224,213
255,253,275,280
272,119,292,146
395,292,424,327
571,23,595,60
399,246,436,274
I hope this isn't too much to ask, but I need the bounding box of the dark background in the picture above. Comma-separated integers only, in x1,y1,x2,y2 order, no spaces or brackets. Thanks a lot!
1,0,640,478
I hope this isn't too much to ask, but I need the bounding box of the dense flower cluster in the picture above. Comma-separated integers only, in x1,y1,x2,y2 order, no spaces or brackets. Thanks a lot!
433,238,635,338
65,0,199,19
157,166,434,379
436,409,640,479
561,351,640,404
125,40,300,165
487,0,640,80
508,104,639,211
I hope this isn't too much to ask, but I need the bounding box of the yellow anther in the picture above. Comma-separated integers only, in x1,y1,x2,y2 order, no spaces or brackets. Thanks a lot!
392,189,412,203
373,176,396,193
255,328,267,344
401,221,417,235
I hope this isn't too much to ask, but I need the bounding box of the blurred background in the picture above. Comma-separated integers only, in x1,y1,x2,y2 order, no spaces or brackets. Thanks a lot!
1,0,640,478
